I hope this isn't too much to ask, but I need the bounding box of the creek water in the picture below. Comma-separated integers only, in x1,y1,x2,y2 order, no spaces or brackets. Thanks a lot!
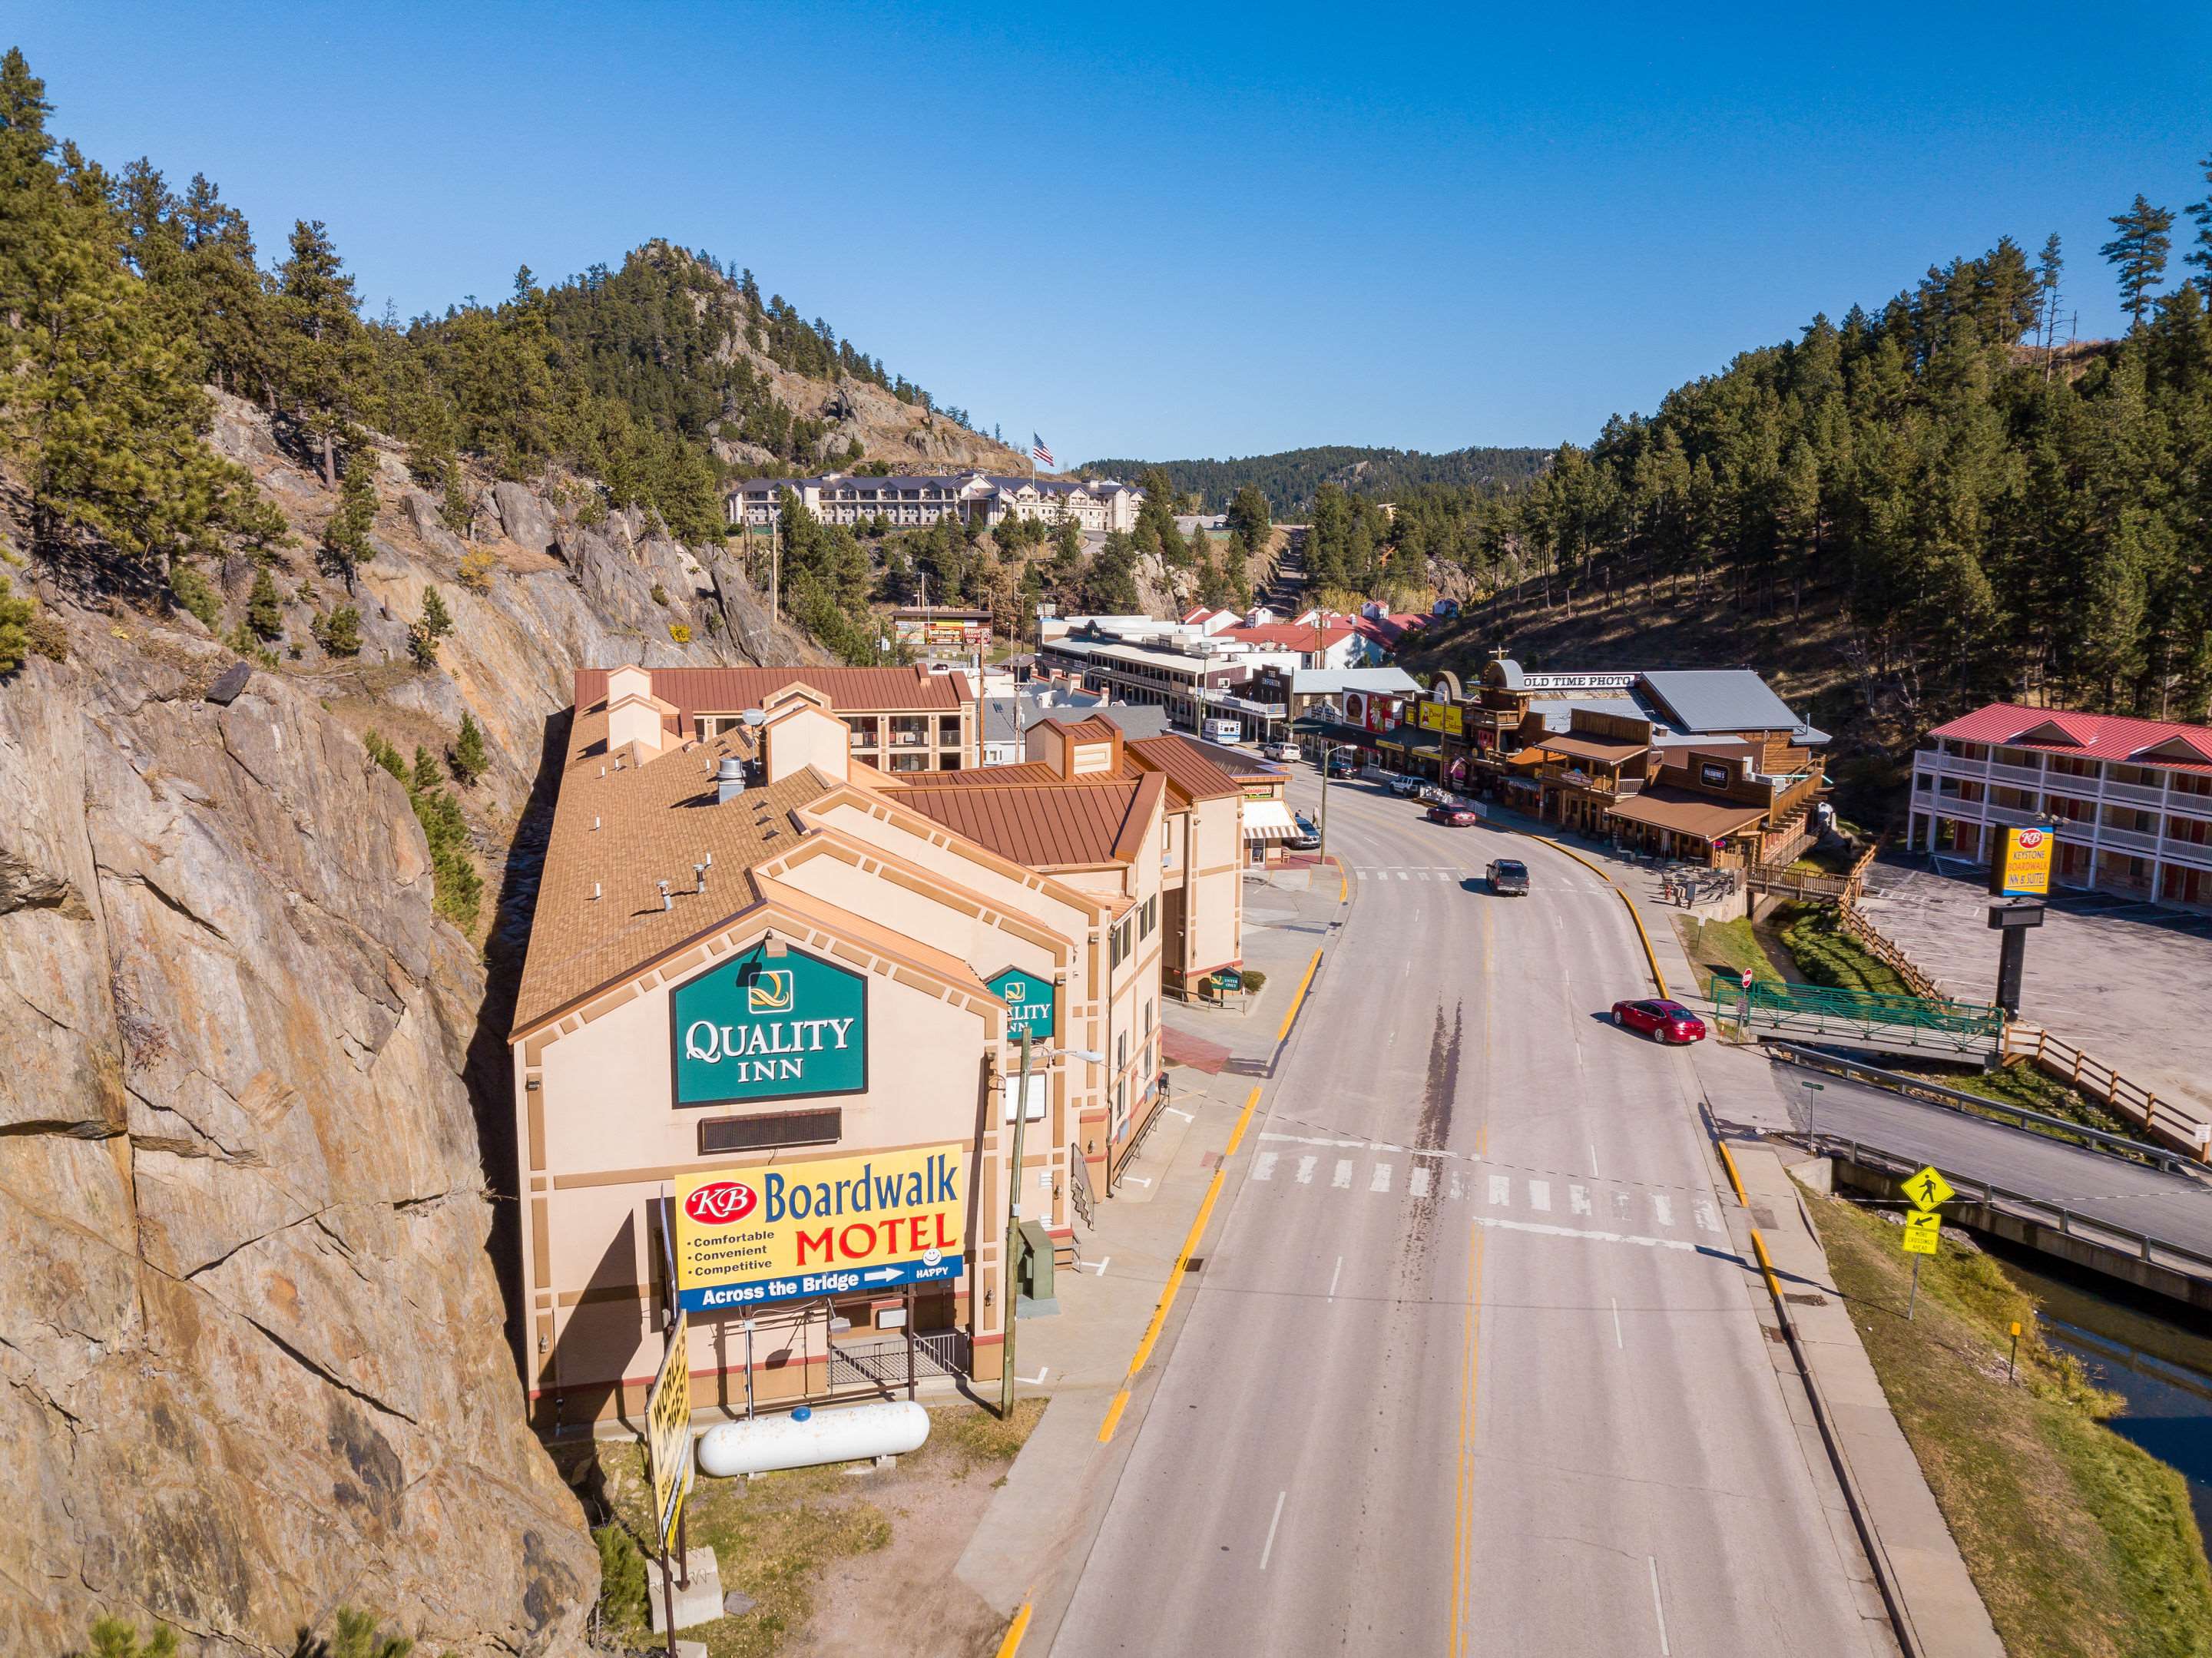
1987,1242,2212,1555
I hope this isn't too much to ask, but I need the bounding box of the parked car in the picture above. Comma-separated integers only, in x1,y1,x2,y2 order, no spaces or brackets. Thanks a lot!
1611,998,1708,1044
1427,804,1482,826
1486,859,1529,895
1326,753,1359,779
1286,813,1322,850
1386,774,1426,797
1202,718,1243,746
1263,740,1302,762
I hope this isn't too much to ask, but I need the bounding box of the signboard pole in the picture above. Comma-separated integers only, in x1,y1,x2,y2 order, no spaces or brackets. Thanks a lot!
1907,1256,1922,1322
1001,1028,1033,1421
906,1282,917,1402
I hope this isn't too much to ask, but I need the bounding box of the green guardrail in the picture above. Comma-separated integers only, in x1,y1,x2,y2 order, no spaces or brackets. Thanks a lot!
1703,972,2004,1038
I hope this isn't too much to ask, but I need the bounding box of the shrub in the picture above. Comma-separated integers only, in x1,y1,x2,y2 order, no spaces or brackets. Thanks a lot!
168,563,221,628
72,1615,178,1658
668,622,692,644
594,1524,651,1636
364,730,482,931
246,567,284,640
456,548,498,592
363,730,408,782
449,710,488,785
315,605,363,657
407,620,438,668
1238,968,1268,994
650,582,669,606
0,571,37,674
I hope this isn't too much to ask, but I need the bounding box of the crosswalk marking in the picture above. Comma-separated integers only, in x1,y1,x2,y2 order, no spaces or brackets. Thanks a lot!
1333,1159,1353,1190
1448,1169,1464,1201
1296,1155,1317,1186
1488,1174,1512,1206
1613,1190,1633,1223
1694,1199,1720,1234
1570,1183,1592,1216
1369,1163,1392,1193
1253,1152,1278,1183
1651,1194,1674,1229
1409,1166,1432,1198
1528,1180,1551,1213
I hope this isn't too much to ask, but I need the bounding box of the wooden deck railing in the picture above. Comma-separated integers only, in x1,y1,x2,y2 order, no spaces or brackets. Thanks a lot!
2000,1025,2212,1160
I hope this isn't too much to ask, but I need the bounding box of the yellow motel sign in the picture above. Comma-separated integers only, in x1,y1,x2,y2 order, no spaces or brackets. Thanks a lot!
1899,1166,1955,1211
1991,824,2053,898
646,1312,693,1551
1901,1212,1942,1256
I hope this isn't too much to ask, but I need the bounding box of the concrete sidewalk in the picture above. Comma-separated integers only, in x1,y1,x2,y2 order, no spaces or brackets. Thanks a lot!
951,852,1346,1620
1726,1141,2005,1658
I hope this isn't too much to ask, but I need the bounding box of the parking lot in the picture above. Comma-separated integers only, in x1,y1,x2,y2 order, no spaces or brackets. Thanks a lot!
1855,855,2212,1120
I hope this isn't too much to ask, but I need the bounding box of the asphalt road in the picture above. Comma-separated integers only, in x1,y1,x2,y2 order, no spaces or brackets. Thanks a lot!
1733,1057,2212,1258
1049,775,1892,1657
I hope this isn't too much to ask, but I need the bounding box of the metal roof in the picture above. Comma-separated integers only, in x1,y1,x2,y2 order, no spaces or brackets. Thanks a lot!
1636,670,1823,743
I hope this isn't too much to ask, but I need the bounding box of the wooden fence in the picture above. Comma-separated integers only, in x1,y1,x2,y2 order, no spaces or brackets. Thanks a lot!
2001,1025,2212,1161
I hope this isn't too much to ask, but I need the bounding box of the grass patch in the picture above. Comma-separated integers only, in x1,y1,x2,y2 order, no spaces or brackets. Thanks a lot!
1808,1189,2212,1657
589,1398,1045,1657
1881,1055,2143,1142
1676,912,1786,991
1777,900,1913,997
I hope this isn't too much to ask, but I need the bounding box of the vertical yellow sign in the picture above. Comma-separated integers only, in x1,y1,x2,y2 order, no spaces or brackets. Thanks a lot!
1993,825,2052,897
646,1313,693,1551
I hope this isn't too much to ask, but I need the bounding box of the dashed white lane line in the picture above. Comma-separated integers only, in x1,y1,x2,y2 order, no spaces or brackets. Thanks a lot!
1611,1298,1624,1349
1369,1163,1392,1193
1649,1556,1671,1656
1479,1216,1707,1254
1261,1490,1287,1571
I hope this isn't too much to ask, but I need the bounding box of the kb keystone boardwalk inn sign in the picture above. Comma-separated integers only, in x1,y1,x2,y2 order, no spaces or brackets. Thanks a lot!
672,945,867,1106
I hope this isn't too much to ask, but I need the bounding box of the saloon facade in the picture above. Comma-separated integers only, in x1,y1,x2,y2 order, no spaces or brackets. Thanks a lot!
511,668,1235,1430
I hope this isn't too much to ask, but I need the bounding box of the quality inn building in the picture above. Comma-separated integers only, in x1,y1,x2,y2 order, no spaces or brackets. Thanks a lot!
510,666,1199,1431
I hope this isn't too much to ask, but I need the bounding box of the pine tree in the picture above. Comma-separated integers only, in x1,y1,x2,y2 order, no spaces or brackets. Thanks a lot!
0,570,36,674
2100,194,2175,330
449,710,488,784
1227,483,1271,555
320,455,376,587
2034,233,2064,356
246,566,283,640
75,1615,180,1658
2185,153,2212,290
314,604,362,656
412,744,442,794
421,584,453,639
274,218,366,485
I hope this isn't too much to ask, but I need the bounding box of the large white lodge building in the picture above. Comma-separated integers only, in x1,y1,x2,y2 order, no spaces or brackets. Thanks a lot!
727,472,1145,534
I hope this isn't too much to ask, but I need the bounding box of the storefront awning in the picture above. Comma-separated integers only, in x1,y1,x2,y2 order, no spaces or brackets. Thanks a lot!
1375,724,1442,756
1242,799,1301,842
1291,716,1373,746
1505,747,1555,769
1602,786,1767,842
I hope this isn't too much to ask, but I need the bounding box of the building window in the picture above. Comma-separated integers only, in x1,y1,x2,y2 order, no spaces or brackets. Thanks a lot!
939,714,962,745
890,752,930,773
890,714,929,747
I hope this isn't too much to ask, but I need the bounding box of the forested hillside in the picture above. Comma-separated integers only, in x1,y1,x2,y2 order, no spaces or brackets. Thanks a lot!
1081,443,1550,516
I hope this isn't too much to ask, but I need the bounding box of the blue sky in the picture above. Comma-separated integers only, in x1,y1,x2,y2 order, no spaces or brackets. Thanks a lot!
16,4,2210,462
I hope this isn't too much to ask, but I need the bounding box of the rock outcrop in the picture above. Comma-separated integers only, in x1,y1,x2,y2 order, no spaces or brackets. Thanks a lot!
0,624,592,1656
0,395,837,1654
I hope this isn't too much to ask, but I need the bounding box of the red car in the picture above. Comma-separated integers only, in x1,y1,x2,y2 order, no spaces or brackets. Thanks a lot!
1611,998,1707,1044
1426,804,1481,826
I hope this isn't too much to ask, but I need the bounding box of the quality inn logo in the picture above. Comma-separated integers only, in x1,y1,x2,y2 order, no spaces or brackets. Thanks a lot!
746,968,793,1013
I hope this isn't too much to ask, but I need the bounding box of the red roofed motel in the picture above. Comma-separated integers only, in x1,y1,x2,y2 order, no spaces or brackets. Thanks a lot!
511,667,1215,1429
1911,704,2212,909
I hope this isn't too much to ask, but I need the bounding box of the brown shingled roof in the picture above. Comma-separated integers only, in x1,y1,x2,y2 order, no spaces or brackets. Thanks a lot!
575,665,973,720
892,773,1164,871
513,731,843,1030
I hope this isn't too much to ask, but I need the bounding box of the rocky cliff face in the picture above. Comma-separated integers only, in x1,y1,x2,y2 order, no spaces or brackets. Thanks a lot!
0,401,830,1655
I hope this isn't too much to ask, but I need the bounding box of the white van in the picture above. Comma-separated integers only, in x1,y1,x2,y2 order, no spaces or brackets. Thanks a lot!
1202,719,1243,746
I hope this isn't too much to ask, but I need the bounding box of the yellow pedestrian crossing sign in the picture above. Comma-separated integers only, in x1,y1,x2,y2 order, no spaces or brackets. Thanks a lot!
1900,1167,1955,1212
1901,1212,1942,1256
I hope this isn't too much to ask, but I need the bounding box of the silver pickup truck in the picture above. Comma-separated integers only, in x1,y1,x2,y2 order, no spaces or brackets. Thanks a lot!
1486,858,1530,896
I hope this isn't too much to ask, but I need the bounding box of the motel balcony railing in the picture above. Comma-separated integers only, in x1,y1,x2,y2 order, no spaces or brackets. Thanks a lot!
2162,836,2212,867
2104,778,2169,807
1988,760,2046,787
2098,824,2163,855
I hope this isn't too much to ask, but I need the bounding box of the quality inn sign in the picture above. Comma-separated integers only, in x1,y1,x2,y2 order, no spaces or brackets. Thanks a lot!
673,945,867,1107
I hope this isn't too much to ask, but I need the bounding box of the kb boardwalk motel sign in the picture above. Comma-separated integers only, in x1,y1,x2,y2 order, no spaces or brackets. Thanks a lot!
669,944,967,1311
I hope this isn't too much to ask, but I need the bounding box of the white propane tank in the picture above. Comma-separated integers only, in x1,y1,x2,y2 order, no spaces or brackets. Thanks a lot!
696,1400,930,1478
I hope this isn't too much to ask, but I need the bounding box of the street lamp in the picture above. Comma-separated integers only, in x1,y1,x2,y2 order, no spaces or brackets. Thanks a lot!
1800,1079,1826,1150
1001,1029,1103,1418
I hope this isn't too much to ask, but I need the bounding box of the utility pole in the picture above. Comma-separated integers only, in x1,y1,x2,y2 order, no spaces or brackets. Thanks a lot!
1000,1028,1033,1421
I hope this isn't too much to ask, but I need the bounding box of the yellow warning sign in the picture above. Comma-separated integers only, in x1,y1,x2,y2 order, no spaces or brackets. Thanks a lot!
1901,1212,1942,1256
1900,1167,1955,1212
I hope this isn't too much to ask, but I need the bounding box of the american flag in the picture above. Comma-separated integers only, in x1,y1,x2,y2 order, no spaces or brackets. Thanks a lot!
1031,432,1055,468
